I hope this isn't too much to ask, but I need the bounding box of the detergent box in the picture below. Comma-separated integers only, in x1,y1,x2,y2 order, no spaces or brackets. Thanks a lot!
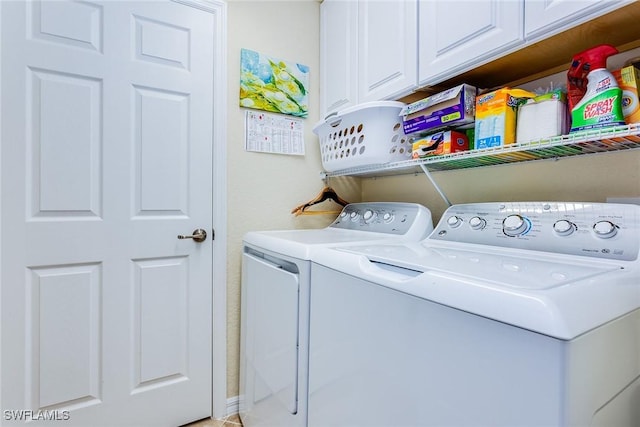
412,131,469,158
474,88,536,149
401,84,477,135
613,65,640,124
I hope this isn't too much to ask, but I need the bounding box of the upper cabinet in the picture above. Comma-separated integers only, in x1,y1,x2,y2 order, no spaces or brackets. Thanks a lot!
357,1,417,104
320,0,634,118
418,0,524,87
525,0,633,42
320,0,358,116
320,0,417,118
417,0,632,87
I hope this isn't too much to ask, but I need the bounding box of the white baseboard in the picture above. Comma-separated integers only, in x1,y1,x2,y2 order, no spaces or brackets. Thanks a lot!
226,396,240,417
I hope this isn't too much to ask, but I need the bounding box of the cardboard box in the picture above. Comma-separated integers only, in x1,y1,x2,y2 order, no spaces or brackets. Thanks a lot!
474,88,535,149
412,131,469,158
401,84,477,135
613,65,640,124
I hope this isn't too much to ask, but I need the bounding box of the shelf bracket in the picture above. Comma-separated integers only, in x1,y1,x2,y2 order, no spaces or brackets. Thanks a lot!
419,164,452,207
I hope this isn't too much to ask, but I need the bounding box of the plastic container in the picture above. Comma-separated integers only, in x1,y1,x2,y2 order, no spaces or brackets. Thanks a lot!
313,101,409,172
567,44,625,132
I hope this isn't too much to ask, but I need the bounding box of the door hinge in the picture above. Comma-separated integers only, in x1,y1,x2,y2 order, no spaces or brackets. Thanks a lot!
211,228,215,240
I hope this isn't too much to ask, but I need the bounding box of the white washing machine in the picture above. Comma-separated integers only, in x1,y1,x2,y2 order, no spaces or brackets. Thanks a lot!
239,202,433,427
308,201,640,427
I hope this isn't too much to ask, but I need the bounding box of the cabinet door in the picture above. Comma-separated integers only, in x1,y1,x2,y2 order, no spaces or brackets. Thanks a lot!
418,0,524,86
525,0,632,42
320,0,358,117
358,0,418,102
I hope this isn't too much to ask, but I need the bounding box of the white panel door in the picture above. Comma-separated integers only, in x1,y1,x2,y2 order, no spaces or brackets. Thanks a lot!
358,0,417,103
418,0,524,86
1,1,215,426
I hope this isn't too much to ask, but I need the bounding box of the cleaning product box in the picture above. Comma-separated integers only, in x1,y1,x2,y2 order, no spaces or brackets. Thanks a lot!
474,88,535,149
412,131,469,158
516,89,569,142
613,65,640,124
401,84,477,135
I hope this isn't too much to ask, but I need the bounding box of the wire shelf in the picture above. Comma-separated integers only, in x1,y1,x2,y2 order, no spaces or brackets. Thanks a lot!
322,123,640,177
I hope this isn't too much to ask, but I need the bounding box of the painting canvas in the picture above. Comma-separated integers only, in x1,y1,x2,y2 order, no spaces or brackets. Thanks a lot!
240,48,309,118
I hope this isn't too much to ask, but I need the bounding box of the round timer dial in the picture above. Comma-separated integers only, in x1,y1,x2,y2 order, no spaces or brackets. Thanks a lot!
469,216,486,230
593,220,618,239
447,216,463,228
553,220,576,236
503,214,529,237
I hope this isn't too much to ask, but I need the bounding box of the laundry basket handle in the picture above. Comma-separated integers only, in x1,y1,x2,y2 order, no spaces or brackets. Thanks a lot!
324,111,342,128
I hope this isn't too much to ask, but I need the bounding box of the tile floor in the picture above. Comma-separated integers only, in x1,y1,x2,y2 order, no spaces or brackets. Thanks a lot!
182,414,242,427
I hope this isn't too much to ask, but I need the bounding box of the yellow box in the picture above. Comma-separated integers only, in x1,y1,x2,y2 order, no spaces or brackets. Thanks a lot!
474,88,535,149
613,65,640,124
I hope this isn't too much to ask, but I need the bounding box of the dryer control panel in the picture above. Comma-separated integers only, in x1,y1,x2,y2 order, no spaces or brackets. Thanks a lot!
330,202,433,238
430,202,640,261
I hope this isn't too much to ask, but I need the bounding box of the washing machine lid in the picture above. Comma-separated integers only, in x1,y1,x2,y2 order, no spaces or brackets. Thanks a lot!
347,243,622,290
312,243,639,340
244,228,407,260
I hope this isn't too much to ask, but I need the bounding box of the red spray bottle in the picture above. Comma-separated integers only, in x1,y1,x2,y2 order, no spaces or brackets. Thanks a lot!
567,44,625,132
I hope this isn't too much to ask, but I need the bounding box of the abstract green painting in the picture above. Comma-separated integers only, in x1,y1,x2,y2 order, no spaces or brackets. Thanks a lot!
240,48,309,118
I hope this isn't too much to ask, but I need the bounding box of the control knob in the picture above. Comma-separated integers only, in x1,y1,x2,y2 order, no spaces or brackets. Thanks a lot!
382,212,394,223
469,216,486,230
349,211,360,221
447,215,463,228
593,220,618,239
553,220,576,236
363,209,376,223
503,214,529,237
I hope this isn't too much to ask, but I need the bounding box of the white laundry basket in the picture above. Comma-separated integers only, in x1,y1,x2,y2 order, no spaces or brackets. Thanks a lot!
313,101,410,172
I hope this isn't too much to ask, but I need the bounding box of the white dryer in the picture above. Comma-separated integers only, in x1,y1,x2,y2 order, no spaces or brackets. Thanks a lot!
239,202,433,427
309,201,640,427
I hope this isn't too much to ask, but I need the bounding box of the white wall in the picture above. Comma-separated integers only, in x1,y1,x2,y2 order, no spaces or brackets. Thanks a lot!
362,151,640,223
225,0,360,399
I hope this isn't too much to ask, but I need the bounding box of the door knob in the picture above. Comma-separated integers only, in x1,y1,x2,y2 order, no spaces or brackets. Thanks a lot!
177,229,207,242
